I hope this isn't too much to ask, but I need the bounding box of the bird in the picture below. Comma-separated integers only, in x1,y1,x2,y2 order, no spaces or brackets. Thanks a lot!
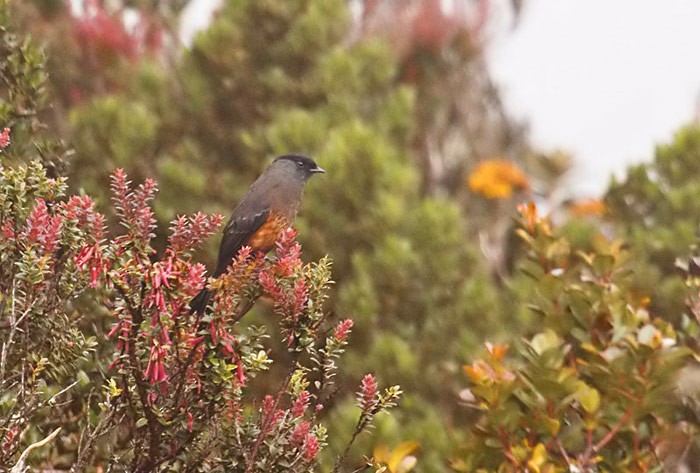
189,153,325,315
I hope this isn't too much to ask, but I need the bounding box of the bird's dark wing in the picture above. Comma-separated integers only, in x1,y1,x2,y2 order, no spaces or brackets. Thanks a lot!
213,209,269,277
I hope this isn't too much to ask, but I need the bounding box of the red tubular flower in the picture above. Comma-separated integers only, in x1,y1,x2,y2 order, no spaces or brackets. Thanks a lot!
107,311,132,362
152,258,174,290
236,359,246,386
145,286,167,313
75,243,107,288
187,412,194,432
144,342,168,385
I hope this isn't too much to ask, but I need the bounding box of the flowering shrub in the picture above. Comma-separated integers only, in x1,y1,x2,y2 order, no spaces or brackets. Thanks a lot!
456,203,698,471
0,152,401,471
0,153,100,466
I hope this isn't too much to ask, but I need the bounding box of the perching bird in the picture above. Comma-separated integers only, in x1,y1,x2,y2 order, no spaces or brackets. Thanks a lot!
190,153,325,315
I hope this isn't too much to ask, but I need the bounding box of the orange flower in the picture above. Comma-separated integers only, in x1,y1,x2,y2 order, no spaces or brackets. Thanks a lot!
568,198,605,217
468,159,530,199
517,201,552,236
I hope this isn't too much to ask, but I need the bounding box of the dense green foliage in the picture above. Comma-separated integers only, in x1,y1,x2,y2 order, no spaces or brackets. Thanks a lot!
606,125,700,326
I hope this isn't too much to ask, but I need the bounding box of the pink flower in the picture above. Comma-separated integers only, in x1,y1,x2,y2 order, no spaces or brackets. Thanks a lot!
1,221,14,240
24,199,63,254
259,271,282,300
1,425,19,454
292,278,308,314
145,286,167,313
303,433,319,462
73,0,138,60
358,374,378,411
261,395,275,418
168,212,224,255
144,342,168,385
334,319,354,341
290,421,310,446
292,390,311,418
60,195,105,239
0,127,10,149
75,243,107,288
236,358,246,386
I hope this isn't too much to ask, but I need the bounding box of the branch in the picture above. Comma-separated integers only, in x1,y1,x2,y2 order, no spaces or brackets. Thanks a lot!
46,380,78,406
594,407,634,453
244,356,300,473
10,427,62,473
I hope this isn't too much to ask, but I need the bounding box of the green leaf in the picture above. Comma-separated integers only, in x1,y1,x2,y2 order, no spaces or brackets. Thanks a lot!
592,254,615,275
529,330,562,355
575,381,600,414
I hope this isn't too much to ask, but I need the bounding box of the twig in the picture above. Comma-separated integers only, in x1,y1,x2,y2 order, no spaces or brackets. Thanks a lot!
244,356,300,473
594,407,634,453
0,282,20,384
332,404,385,473
555,436,572,466
47,380,78,406
112,280,162,472
10,427,62,473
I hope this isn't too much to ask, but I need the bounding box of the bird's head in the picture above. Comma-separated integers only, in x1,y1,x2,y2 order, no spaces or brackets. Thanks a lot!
273,154,325,182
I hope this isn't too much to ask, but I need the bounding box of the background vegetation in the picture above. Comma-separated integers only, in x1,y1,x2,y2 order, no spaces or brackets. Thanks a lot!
2,0,700,471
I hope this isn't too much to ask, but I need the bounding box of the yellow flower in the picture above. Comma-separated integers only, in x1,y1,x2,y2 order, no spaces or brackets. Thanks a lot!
468,159,530,199
373,441,420,473
526,443,548,473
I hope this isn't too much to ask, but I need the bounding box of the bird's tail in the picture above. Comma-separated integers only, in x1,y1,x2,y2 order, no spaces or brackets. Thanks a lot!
190,288,212,315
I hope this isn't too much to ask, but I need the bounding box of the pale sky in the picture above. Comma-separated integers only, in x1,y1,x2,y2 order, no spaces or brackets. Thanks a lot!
181,0,700,198
487,0,700,196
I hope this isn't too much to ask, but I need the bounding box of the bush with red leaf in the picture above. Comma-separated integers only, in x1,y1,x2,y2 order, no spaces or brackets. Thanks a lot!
0,153,401,471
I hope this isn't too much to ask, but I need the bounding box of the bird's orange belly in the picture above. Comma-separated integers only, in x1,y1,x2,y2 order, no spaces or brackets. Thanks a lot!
247,213,289,254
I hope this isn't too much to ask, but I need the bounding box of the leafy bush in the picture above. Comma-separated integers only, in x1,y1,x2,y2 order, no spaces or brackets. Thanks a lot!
457,203,699,471
0,154,401,471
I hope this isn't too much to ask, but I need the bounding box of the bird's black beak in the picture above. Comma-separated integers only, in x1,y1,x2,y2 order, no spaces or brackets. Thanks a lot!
311,165,325,174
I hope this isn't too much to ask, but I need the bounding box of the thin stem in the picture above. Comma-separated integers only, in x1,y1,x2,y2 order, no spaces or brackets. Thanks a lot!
244,357,299,473
10,427,62,473
594,407,634,453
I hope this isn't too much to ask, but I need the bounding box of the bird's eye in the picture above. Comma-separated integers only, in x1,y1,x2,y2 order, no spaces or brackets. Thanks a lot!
296,161,303,167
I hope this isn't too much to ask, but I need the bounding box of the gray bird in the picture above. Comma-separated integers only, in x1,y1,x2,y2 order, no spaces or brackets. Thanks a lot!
190,154,325,315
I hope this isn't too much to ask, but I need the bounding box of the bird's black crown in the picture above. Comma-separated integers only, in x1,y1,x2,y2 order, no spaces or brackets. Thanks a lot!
275,154,324,174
